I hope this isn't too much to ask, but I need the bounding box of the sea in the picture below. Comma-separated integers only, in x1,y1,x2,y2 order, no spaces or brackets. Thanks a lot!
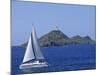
11,44,96,75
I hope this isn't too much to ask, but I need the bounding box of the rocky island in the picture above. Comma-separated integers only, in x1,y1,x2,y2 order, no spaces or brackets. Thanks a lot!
21,30,95,48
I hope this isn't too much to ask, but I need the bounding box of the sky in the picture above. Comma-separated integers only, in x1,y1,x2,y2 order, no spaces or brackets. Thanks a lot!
12,1,96,46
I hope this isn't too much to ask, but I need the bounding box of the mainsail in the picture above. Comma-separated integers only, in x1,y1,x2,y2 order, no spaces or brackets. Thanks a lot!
22,25,45,64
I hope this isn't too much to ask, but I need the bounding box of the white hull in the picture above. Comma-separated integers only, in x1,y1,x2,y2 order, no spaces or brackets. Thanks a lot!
20,61,48,69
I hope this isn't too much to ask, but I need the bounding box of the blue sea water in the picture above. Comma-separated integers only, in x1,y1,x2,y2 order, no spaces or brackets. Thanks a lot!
11,44,96,75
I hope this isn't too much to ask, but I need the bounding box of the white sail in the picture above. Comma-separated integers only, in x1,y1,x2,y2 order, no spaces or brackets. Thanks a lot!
20,25,48,69
22,36,35,63
22,25,44,63
31,25,45,60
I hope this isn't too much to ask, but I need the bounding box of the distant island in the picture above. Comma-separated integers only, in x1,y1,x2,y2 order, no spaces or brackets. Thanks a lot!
21,30,95,48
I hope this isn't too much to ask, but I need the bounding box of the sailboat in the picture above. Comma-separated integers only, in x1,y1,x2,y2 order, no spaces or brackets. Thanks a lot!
19,25,48,69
